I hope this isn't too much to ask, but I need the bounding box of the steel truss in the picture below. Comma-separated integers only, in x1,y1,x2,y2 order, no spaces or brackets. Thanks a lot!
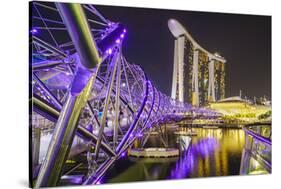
30,2,219,187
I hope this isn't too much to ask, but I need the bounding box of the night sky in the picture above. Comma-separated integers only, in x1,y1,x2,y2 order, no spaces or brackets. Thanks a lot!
95,4,271,99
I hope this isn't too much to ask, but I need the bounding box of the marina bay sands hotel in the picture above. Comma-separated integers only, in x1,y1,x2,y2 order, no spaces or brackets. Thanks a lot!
168,19,226,106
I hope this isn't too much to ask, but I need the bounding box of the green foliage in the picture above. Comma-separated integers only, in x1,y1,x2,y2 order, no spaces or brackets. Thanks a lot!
258,110,272,120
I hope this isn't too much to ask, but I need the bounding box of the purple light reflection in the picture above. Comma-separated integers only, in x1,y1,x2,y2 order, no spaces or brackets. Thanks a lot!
68,175,83,184
192,137,218,158
168,137,218,180
168,150,193,179
115,39,120,44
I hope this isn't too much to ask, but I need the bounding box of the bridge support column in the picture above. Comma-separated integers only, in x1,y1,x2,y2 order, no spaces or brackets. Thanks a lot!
35,75,95,187
114,53,122,149
35,3,100,187
95,50,120,158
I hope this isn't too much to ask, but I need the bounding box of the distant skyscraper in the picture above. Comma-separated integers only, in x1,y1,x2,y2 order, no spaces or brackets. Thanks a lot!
168,19,226,106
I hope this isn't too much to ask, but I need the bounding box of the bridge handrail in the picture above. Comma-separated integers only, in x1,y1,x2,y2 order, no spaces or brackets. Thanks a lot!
243,124,271,146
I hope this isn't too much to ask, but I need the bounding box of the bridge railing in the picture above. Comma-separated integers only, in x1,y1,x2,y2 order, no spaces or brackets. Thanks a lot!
240,124,271,175
30,2,196,187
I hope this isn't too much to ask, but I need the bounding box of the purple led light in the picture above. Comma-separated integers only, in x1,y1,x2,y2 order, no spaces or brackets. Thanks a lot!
129,133,133,138
121,152,126,157
120,33,124,38
115,39,120,44
106,48,112,55
30,28,38,34
96,181,101,185
123,29,127,33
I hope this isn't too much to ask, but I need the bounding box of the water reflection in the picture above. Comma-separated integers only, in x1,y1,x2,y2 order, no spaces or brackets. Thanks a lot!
103,128,246,183
169,128,245,179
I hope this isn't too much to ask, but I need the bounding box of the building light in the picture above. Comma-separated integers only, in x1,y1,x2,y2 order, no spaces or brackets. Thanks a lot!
214,52,222,57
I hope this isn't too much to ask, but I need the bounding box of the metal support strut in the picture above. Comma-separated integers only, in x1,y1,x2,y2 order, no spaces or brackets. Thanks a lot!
35,3,100,187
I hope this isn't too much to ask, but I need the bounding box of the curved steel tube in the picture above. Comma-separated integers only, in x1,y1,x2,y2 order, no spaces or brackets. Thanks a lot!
30,2,220,186
56,3,101,69
243,125,271,146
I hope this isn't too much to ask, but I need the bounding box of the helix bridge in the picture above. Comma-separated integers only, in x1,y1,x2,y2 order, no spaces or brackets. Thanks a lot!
30,2,219,187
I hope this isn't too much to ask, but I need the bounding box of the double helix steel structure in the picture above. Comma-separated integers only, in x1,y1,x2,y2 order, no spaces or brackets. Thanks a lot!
30,2,219,187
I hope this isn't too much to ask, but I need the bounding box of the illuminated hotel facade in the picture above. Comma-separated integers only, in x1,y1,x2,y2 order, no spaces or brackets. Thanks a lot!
168,19,226,106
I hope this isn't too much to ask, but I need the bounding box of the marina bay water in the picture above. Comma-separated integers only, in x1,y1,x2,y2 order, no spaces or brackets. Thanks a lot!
103,127,245,183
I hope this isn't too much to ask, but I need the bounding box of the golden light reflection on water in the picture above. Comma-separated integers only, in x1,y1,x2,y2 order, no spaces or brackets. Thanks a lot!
189,128,245,177
105,128,246,183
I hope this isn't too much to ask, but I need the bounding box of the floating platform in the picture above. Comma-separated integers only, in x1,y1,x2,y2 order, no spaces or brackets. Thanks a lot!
128,148,179,158
174,130,197,136
149,131,159,135
128,156,179,163
162,124,178,130
202,126,219,129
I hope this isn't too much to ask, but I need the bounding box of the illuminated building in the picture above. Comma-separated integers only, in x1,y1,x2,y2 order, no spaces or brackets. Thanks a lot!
208,96,271,122
168,19,226,106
